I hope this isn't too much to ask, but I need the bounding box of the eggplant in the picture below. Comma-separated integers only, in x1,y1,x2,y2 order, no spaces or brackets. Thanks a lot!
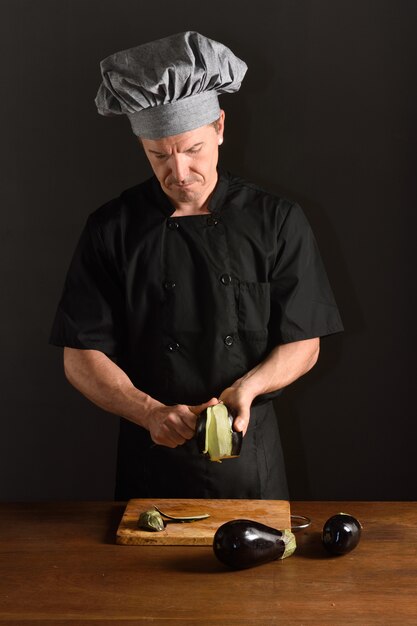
196,403,242,462
137,509,165,532
213,519,296,569
322,513,362,555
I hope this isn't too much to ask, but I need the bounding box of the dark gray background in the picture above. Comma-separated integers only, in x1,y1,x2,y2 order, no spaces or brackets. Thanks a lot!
1,0,416,501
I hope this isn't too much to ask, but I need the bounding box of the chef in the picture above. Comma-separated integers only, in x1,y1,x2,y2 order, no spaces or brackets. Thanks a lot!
49,31,343,500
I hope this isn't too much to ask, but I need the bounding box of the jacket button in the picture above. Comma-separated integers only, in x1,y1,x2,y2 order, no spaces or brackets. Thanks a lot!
167,342,180,352
224,335,234,347
207,215,220,226
167,219,179,230
220,273,232,286
164,281,176,290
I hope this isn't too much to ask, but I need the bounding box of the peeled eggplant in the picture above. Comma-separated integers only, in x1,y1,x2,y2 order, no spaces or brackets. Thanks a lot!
196,403,242,462
322,513,362,555
213,519,296,569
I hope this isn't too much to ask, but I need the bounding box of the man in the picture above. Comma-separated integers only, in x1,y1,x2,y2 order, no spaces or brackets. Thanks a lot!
50,32,343,500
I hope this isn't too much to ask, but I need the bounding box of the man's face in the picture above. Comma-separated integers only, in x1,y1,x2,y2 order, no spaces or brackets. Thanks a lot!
141,111,225,210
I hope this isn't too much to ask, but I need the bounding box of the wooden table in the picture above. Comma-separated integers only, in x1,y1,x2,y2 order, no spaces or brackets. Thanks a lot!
0,501,416,625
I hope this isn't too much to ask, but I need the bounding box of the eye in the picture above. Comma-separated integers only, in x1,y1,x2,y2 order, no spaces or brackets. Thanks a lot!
187,147,202,155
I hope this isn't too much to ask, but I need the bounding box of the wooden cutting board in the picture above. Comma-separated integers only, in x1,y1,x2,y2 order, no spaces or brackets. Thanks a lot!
116,498,291,546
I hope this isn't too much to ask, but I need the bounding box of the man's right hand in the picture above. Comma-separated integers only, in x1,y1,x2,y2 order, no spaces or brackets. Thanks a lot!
147,398,219,448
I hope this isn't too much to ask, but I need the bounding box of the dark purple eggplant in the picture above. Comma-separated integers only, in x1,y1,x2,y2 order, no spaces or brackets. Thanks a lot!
213,519,296,569
322,513,362,555
196,403,242,462
195,411,208,454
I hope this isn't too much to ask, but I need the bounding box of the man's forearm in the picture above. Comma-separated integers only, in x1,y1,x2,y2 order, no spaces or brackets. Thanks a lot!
63,347,162,429
236,337,320,400
63,348,219,447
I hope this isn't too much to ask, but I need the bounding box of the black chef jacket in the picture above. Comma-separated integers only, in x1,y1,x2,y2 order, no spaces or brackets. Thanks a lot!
50,170,343,500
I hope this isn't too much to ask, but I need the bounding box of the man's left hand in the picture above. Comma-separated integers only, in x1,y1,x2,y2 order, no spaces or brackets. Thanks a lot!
218,384,254,436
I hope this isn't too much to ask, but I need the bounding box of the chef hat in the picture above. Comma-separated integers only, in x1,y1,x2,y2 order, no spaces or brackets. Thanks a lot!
95,31,247,139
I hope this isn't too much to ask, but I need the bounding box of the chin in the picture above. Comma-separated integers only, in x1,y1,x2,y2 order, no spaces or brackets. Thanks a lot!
176,189,199,202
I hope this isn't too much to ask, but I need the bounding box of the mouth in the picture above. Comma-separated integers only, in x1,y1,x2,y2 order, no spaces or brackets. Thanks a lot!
174,182,197,188
166,177,201,188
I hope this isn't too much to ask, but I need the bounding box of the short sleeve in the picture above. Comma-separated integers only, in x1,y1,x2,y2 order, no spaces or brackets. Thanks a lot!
49,214,124,356
269,203,344,344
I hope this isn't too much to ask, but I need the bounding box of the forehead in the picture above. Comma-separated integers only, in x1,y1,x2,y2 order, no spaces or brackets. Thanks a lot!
142,123,216,152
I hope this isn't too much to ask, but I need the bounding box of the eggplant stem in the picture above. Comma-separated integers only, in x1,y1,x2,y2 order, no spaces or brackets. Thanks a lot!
281,529,297,559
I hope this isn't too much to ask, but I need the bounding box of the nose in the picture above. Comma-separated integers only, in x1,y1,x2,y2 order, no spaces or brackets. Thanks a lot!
171,154,189,183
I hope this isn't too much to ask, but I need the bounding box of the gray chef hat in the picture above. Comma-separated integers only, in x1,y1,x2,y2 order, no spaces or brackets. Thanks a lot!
95,31,247,139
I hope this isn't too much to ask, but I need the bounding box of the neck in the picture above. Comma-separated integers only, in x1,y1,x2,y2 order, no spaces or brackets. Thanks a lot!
170,201,211,217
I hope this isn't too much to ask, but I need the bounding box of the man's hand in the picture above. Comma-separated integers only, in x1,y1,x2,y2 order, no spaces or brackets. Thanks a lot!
147,397,219,448
219,385,254,436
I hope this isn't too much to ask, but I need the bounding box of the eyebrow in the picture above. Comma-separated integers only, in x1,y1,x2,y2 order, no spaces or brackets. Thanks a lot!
148,142,204,156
